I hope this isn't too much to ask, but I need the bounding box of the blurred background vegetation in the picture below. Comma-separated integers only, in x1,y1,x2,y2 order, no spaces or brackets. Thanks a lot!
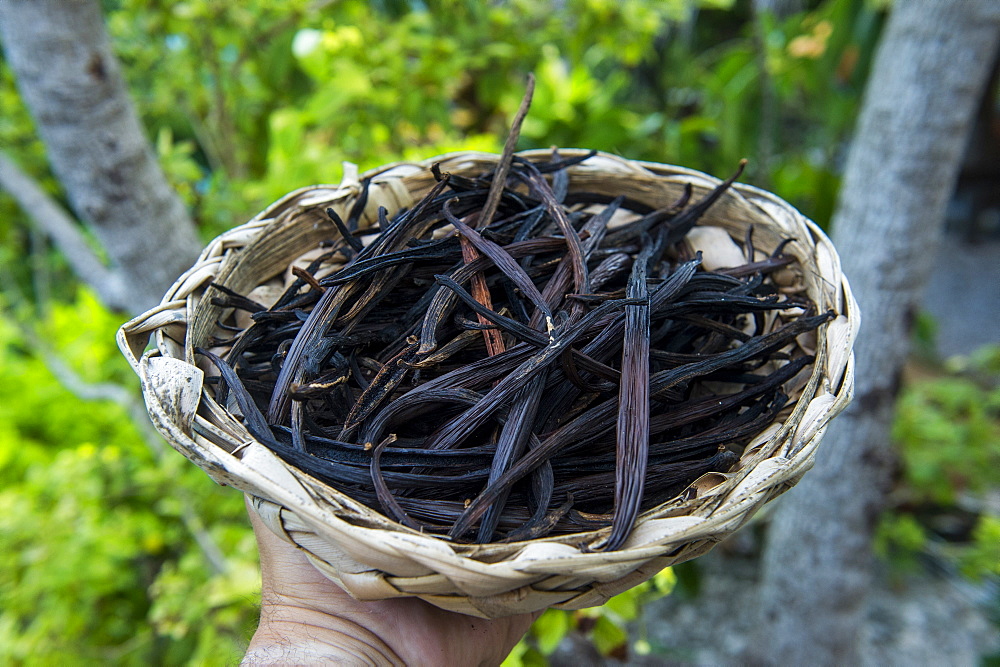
0,0,996,664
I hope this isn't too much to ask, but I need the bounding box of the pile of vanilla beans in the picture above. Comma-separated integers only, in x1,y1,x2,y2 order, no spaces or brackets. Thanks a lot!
200,151,831,550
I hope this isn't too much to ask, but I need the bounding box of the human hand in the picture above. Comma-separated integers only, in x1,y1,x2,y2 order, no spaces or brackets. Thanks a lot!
243,498,539,666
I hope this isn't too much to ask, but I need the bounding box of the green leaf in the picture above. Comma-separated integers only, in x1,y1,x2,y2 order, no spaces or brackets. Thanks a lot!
590,615,628,656
603,588,640,622
532,609,571,654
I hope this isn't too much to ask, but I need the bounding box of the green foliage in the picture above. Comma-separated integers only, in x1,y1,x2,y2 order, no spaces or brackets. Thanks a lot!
0,292,257,665
78,0,883,236
958,515,1000,581
503,567,676,665
893,351,1000,506
1,0,888,260
874,513,928,572
878,345,1000,582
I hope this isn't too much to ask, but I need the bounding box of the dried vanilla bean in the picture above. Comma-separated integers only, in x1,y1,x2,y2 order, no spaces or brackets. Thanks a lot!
198,142,831,547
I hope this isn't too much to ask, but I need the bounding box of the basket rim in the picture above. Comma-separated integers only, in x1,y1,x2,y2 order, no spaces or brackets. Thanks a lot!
118,148,858,615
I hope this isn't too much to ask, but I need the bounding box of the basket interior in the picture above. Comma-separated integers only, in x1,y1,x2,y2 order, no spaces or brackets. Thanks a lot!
150,151,846,552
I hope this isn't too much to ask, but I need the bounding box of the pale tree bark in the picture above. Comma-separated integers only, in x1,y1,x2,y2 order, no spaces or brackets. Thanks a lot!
0,0,202,314
751,1,1000,664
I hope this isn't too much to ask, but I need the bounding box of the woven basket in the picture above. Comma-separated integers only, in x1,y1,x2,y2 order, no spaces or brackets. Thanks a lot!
118,149,858,619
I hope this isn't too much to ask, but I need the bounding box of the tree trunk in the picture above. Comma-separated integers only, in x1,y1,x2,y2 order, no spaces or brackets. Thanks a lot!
751,1,1000,664
0,0,202,313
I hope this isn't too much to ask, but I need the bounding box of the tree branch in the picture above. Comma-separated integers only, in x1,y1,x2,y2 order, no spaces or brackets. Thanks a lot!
0,152,130,310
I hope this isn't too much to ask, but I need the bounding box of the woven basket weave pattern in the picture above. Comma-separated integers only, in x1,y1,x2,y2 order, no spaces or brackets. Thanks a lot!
118,150,858,618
